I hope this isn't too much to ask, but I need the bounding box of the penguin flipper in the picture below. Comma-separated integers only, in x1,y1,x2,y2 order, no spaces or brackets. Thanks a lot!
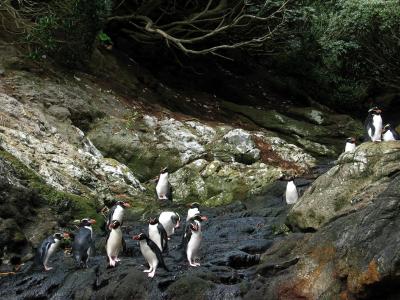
147,238,169,271
158,223,168,252
166,184,173,202
181,223,192,251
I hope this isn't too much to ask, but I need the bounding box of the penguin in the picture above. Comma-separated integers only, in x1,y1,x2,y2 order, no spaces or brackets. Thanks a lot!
159,211,181,238
106,201,131,229
285,177,298,205
132,233,168,278
148,217,168,253
186,202,201,221
72,218,96,268
156,167,173,201
106,220,123,267
344,137,356,152
36,232,69,271
183,214,207,267
364,107,383,142
382,124,400,141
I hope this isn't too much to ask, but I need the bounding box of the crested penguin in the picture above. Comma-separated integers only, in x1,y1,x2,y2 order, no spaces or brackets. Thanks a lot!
364,107,383,142
72,218,96,268
148,217,168,253
106,201,131,229
344,137,356,152
382,124,400,141
182,214,208,267
106,220,123,267
36,232,69,271
133,233,168,278
186,202,201,221
159,211,180,238
156,167,173,201
285,177,298,205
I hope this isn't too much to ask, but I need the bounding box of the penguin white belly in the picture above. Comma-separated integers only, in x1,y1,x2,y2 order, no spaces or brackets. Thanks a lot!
156,174,169,199
187,231,202,260
371,115,382,141
106,229,122,257
44,240,60,265
383,130,395,141
186,208,200,221
159,213,174,236
112,206,124,223
148,224,162,251
140,240,158,267
345,142,356,152
285,181,298,205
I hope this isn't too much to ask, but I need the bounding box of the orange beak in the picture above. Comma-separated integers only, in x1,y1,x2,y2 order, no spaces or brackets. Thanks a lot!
123,202,131,208
132,235,140,240
89,219,96,224
201,216,208,221
63,232,70,239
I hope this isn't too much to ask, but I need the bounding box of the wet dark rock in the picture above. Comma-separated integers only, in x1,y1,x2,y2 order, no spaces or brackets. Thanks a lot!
248,174,400,299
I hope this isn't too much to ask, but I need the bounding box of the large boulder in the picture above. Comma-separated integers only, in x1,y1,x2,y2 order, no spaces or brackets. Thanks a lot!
249,173,400,299
288,141,400,230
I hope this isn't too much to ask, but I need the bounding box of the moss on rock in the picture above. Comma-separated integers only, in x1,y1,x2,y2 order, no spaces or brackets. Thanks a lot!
166,275,215,300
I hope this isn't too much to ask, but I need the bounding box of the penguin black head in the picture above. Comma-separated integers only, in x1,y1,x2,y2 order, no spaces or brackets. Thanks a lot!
160,167,168,174
132,233,147,240
79,218,96,227
116,201,131,208
108,220,121,230
191,214,208,222
149,217,159,225
368,107,381,115
53,232,70,240
346,137,356,144
188,202,200,209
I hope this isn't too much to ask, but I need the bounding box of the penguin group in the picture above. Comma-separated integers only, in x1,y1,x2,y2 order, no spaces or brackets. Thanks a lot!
35,195,207,278
134,203,207,277
345,106,399,152
283,106,399,206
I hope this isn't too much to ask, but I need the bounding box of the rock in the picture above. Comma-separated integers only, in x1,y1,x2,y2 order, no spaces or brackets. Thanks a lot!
47,105,71,121
221,101,364,156
250,173,400,300
0,93,144,205
169,159,283,206
288,141,400,230
166,275,215,300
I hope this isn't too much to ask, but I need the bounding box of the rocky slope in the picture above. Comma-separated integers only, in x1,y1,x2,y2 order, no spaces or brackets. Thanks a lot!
250,143,400,299
2,42,399,300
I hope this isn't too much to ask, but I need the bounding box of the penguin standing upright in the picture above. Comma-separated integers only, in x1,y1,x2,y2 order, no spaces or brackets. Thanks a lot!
159,211,180,238
364,107,383,142
132,233,168,278
148,217,168,253
72,218,96,268
382,124,400,141
36,232,69,271
156,167,173,201
106,201,131,229
186,202,200,221
106,220,122,267
344,137,356,152
182,214,208,267
285,177,298,205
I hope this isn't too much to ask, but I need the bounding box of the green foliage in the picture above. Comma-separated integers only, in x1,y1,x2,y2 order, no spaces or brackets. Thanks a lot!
271,0,400,109
26,0,112,67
